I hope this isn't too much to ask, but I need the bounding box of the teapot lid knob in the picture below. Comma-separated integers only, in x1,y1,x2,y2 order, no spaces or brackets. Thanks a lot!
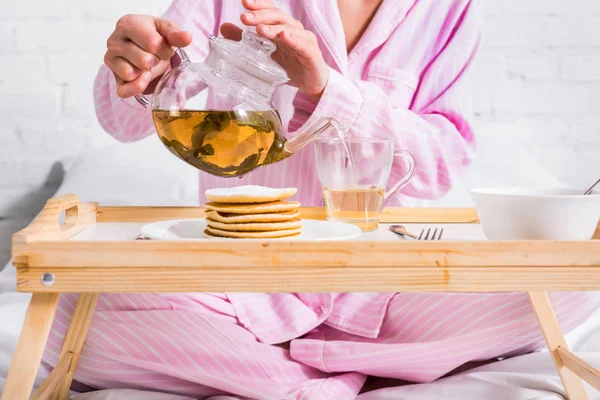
209,30,289,85
242,31,276,55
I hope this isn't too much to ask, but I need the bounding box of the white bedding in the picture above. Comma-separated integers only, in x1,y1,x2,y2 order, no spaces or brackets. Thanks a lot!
1,137,598,399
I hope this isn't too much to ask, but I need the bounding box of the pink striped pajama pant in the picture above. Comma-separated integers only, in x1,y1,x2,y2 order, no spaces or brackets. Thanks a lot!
41,292,598,399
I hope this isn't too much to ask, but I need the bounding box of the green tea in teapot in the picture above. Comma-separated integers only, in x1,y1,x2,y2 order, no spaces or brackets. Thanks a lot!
152,109,289,177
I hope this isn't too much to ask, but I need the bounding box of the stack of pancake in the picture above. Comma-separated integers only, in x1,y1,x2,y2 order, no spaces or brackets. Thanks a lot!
203,185,302,239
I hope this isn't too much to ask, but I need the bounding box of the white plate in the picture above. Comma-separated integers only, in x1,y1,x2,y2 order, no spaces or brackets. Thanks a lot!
140,218,363,241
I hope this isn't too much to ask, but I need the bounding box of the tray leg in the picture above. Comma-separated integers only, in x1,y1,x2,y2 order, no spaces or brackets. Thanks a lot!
557,347,600,391
30,353,73,400
44,293,99,400
528,291,589,400
1,293,60,400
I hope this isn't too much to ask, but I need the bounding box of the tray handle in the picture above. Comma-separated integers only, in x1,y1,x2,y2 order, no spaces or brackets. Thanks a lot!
12,194,98,265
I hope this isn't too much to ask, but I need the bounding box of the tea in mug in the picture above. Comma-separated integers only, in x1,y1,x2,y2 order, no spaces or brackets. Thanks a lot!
323,186,385,232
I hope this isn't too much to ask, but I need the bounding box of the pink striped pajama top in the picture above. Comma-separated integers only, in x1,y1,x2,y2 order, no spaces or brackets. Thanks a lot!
42,1,599,399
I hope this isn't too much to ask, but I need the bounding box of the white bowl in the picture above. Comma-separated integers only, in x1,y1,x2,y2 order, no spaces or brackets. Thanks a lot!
469,187,600,240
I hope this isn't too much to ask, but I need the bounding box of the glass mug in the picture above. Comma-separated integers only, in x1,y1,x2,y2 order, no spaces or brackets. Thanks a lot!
314,138,416,232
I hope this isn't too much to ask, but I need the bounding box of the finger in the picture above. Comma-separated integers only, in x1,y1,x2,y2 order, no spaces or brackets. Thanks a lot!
116,15,173,60
255,23,294,40
241,8,302,28
220,22,243,41
142,61,171,94
104,51,141,81
115,70,153,98
276,29,318,59
155,18,193,48
113,40,161,71
256,25,318,59
242,0,275,10
256,25,316,55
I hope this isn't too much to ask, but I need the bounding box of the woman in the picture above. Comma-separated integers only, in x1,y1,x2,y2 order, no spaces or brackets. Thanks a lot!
42,1,598,399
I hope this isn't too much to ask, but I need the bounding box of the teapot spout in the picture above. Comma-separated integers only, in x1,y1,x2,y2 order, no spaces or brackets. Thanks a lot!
283,117,344,155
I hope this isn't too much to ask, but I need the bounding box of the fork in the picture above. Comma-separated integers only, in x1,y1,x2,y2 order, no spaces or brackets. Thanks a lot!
418,227,444,240
389,225,444,240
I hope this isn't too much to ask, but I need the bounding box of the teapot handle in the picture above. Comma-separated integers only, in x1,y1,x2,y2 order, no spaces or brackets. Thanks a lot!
134,47,190,109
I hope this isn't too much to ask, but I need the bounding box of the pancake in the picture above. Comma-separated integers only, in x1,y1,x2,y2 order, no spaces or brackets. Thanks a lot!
206,210,301,223
204,201,300,214
204,226,302,239
206,218,302,232
205,185,297,203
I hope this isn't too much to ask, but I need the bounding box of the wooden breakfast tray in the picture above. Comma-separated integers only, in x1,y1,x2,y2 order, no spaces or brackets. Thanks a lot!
2,194,600,400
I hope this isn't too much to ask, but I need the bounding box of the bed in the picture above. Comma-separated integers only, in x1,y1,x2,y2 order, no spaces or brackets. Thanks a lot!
1,136,598,399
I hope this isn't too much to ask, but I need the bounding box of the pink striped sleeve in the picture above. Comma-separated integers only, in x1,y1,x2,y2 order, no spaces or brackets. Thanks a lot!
291,0,483,200
93,0,220,143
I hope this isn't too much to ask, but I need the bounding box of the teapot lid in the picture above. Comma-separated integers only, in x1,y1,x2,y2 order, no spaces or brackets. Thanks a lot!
209,31,289,86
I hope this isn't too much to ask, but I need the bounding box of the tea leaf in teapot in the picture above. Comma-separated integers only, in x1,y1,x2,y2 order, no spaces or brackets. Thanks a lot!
194,143,215,157
238,114,276,133
186,157,224,176
191,130,205,149
160,136,172,148
191,121,210,149
263,136,287,165
154,113,181,126
204,112,233,131
220,164,243,173
265,120,276,132
159,137,198,165
236,150,263,176
169,139,191,155
191,112,234,148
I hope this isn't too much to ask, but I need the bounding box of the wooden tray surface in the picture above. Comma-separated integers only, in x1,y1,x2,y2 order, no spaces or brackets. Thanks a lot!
11,194,600,293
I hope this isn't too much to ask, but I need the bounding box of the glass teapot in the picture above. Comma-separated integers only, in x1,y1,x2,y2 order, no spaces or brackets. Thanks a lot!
134,31,340,178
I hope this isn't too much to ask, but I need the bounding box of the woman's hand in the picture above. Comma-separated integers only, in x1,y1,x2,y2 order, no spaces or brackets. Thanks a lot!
221,0,329,101
104,15,192,98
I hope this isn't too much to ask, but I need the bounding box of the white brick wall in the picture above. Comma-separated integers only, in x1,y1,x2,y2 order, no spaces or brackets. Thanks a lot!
0,0,173,265
1,0,600,265
475,1,600,193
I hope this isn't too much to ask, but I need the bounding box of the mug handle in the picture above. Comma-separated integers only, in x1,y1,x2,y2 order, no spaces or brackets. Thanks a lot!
133,47,190,109
383,150,416,205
